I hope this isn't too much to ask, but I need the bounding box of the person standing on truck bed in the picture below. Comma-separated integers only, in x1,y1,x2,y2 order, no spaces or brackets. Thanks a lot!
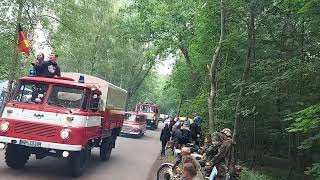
31,53,45,76
34,53,61,77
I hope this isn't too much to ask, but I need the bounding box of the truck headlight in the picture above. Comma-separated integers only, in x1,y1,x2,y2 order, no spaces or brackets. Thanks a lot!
0,121,9,132
60,129,71,140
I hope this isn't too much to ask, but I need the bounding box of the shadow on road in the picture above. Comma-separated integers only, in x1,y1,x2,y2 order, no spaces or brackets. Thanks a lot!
0,151,119,179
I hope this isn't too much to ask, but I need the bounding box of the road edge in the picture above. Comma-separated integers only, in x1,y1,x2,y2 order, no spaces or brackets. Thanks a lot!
146,155,166,180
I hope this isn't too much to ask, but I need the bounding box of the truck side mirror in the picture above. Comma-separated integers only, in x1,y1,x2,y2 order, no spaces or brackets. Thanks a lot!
90,94,100,112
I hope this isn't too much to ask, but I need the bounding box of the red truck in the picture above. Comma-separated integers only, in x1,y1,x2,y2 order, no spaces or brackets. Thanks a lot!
121,111,147,137
135,102,160,130
0,73,127,177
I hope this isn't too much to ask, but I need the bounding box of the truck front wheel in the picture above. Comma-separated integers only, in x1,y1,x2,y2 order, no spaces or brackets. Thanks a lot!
100,137,112,161
68,149,89,177
5,144,30,169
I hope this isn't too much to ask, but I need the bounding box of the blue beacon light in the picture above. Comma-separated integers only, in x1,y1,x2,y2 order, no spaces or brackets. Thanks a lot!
29,69,36,76
78,74,85,83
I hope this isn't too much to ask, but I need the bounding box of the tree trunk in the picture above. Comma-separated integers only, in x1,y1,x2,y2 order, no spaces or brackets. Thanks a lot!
176,98,182,117
129,63,153,97
207,0,225,131
179,45,198,82
1,0,23,116
233,6,255,140
125,91,131,111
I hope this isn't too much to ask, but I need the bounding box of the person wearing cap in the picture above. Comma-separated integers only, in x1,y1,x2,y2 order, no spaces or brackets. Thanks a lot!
208,128,235,180
34,53,61,78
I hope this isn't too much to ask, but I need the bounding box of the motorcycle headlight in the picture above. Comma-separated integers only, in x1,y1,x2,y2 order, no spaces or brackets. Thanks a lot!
0,121,9,132
60,129,71,140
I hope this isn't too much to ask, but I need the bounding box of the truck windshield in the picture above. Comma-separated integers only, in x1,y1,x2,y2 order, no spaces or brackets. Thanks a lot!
47,85,85,110
125,114,145,122
14,81,49,104
125,114,137,121
138,105,152,113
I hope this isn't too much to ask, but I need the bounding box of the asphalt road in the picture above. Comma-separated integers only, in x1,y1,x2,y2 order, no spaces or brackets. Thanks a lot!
0,123,163,180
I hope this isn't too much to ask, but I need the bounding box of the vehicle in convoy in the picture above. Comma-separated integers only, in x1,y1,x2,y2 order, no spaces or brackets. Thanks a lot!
121,112,146,137
159,114,168,123
135,102,160,130
175,116,193,124
0,72,127,177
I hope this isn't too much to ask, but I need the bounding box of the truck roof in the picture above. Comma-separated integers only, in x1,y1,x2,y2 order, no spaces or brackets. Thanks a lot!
20,76,98,89
62,73,127,110
137,103,160,108
125,111,146,116
20,73,128,110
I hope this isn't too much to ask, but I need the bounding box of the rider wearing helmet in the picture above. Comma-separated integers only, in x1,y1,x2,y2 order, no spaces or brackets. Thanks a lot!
208,128,235,180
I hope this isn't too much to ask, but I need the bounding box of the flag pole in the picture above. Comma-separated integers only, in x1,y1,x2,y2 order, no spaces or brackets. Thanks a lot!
28,44,36,61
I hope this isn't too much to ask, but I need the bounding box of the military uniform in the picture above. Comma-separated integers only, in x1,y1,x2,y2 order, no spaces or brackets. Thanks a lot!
202,143,219,177
210,137,235,180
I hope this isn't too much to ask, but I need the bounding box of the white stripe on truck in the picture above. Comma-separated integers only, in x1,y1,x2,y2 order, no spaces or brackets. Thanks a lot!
2,107,101,127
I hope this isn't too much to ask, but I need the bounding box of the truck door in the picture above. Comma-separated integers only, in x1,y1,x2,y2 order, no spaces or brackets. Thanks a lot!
8,81,49,121
87,92,102,139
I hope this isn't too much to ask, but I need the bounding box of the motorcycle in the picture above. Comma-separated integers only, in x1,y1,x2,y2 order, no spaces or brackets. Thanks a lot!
157,149,207,180
156,163,176,180
157,148,241,180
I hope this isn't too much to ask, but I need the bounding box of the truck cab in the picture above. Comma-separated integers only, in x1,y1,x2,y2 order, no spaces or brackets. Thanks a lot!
0,73,127,177
135,103,160,130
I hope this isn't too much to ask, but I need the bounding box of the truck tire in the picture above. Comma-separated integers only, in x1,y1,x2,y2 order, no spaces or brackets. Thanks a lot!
100,138,112,161
68,149,89,177
150,123,156,130
5,144,30,169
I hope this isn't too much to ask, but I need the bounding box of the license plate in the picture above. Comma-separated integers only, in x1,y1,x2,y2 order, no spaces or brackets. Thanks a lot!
121,129,130,133
19,140,41,147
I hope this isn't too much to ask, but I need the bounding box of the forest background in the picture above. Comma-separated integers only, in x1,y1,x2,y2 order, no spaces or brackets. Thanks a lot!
1,0,319,179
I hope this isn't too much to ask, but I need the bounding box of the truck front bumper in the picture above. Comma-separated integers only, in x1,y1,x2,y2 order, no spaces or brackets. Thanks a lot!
121,131,140,135
146,120,156,126
0,136,82,151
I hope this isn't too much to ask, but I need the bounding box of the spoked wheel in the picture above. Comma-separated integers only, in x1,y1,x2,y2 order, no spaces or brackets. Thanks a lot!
157,163,175,180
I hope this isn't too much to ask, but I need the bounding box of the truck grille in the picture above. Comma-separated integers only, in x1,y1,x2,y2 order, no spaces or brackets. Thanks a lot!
14,121,57,138
122,125,132,131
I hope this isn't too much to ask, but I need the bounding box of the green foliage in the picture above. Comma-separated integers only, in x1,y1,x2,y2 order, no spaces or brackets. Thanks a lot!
305,163,320,179
127,0,320,178
288,105,320,178
1,0,320,178
240,168,270,180
288,105,320,151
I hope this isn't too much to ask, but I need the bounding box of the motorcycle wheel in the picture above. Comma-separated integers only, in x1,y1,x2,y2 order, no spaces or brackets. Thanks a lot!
157,163,174,180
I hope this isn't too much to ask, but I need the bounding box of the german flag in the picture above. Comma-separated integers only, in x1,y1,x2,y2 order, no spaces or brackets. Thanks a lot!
17,24,30,56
